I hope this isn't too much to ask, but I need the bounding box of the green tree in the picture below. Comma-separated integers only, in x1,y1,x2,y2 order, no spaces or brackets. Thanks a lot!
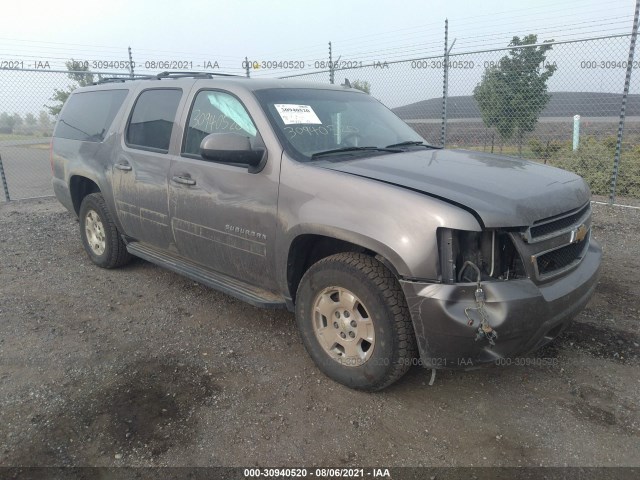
12,113,23,128
38,110,52,130
351,80,371,94
46,59,96,116
474,35,557,155
0,112,11,132
25,112,37,126
0,112,22,133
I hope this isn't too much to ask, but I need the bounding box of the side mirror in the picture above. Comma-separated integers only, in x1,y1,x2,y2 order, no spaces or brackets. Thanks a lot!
200,133,264,168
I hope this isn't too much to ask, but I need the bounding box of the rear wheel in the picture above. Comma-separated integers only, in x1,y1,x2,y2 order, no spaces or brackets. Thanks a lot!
295,252,416,391
79,193,132,268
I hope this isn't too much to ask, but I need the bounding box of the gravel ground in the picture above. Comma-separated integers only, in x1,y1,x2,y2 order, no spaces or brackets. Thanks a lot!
0,198,639,468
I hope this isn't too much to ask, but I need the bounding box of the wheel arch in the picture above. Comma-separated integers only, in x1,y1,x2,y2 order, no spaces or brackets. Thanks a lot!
69,175,101,215
293,250,417,390
285,229,408,303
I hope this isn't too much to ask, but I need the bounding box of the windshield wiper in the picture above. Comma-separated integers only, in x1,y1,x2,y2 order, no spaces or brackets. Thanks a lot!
311,146,401,159
385,141,441,149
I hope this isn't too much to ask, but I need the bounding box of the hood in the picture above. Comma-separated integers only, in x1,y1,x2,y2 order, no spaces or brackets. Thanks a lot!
319,149,591,228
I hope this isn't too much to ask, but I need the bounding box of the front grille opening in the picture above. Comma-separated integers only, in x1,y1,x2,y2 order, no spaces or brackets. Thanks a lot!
530,203,590,240
536,237,589,276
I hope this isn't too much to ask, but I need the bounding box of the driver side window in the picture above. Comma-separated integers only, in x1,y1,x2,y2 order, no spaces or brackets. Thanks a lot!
183,90,257,156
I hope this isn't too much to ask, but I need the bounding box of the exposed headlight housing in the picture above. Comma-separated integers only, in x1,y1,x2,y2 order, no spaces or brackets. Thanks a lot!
437,228,526,284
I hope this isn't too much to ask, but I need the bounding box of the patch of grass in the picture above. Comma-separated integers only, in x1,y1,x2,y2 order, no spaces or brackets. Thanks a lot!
0,133,51,142
27,143,51,150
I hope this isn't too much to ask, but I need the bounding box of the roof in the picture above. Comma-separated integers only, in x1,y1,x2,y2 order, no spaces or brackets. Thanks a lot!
80,71,360,94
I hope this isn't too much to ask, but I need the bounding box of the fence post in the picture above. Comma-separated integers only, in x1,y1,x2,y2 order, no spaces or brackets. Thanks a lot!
245,57,251,78
441,20,456,148
0,154,10,202
128,46,135,79
329,42,334,84
441,19,448,148
610,0,640,204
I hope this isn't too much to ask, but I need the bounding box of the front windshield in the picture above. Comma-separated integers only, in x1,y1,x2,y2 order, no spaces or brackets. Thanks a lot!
253,88,427,161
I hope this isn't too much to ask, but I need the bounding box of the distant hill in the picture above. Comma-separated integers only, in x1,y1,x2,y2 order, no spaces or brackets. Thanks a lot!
392,92,640,119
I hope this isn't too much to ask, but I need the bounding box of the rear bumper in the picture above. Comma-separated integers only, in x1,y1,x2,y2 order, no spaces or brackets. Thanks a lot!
400,239,602,368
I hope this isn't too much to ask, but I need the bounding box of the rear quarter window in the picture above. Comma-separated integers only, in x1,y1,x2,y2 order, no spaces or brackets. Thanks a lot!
54,89,128,142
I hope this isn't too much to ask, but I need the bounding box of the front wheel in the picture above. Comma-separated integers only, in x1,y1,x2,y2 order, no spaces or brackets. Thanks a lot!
79,193,132,269
295,253,417,391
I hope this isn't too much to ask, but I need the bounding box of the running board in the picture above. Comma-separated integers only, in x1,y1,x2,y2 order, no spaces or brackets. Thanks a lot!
126,242,286,309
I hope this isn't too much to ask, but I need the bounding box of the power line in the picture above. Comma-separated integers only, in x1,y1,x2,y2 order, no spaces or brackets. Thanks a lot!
454,20,633,48
251,5,631,63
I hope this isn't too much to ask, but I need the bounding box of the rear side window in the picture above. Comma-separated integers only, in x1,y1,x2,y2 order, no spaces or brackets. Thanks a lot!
55,89,128,142
126,89,182,153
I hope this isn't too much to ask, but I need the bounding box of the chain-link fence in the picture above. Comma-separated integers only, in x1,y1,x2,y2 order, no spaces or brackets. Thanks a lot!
1,33,639,204
283,34,640,205
446,34,640,202
0,69,135,202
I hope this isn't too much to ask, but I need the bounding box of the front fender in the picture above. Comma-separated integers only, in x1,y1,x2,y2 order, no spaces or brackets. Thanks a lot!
276,158,481,295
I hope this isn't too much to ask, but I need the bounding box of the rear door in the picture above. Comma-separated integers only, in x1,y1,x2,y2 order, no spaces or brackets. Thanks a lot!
168,88,280,290
112,87,189,248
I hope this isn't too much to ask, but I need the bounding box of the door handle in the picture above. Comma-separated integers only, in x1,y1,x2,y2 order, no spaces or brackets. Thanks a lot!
115,162,132,171
172,175,196,186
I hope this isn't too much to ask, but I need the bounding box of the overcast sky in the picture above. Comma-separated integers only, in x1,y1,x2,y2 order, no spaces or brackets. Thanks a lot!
0,0,636,114
0,0,635,75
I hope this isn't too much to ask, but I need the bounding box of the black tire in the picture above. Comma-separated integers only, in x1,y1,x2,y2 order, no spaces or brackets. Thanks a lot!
78,193,132,269
295,252,417,391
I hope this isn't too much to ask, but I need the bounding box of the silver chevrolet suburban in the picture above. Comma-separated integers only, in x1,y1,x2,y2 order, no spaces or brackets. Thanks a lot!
51,72,601,390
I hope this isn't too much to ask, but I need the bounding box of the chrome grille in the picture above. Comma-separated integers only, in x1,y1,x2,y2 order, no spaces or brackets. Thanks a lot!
534,233,590,278
529,203,591,240
511,201,592,282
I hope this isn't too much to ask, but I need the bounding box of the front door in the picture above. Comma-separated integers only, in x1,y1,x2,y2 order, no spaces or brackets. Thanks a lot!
168,89,279,290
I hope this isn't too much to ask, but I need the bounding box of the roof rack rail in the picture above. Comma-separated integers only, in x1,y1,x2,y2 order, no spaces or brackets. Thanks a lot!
94,75,154,85
154,71,243,79
93,71,243,85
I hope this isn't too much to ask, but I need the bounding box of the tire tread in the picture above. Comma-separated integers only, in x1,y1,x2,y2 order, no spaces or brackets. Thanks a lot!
80,193,132,269
299,252,417,391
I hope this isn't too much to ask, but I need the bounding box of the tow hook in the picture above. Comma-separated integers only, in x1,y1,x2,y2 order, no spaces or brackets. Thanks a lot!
460,261,499,346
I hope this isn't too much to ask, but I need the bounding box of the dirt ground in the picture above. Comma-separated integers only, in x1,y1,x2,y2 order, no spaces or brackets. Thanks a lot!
0,198,639,469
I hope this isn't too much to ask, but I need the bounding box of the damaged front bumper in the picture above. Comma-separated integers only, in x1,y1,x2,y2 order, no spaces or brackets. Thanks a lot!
400,239,602,369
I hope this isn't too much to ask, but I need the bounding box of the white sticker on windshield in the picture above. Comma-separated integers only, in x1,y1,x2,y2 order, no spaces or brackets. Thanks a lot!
274,104,322,125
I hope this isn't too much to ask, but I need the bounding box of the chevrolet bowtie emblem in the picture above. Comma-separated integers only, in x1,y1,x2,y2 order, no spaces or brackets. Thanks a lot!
572,224,588,243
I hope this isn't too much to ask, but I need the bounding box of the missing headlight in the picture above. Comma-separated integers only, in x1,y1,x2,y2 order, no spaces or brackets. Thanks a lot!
437,228,526,283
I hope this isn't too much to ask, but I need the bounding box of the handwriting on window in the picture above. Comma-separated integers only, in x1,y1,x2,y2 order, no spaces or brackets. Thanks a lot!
284,124,359,138
190,109,245,133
